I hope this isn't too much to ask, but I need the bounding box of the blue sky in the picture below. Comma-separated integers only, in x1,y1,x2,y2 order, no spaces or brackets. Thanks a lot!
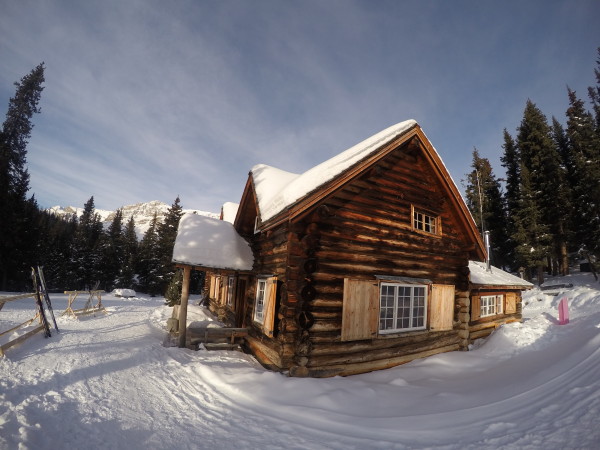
1,0,598,214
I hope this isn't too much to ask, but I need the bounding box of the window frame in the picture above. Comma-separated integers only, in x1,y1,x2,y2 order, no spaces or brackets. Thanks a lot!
411,205,441,236
378,282,428,334
253,278,267,324
480,294,504,317
226,276,235,307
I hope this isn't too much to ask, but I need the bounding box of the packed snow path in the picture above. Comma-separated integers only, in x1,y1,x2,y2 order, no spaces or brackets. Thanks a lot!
1,276,600,449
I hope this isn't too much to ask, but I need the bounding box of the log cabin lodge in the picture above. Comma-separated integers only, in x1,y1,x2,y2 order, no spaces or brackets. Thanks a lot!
171,120,532,377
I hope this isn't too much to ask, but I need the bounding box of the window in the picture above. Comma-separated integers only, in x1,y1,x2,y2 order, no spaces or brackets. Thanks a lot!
412,206,439,235
226,277,235,307
480,295,503,317
253,279,267,324
253,276,277,337
341,279,454,341
210,275,221,300
379,283,427,333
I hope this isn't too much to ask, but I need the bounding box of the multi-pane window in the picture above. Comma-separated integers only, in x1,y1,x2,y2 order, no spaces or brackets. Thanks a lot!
480,295,503,317
226,277,235,307
413,208,438,235
253,279,267,324
379,283,427,332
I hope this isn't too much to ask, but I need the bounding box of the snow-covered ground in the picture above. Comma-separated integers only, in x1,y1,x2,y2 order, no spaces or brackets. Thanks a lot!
1,273,599,449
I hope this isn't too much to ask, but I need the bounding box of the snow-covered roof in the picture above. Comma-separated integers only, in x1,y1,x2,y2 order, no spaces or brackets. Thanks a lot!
469,261,533,288
172,213,254,271
221,202,239,224
252,120,418,222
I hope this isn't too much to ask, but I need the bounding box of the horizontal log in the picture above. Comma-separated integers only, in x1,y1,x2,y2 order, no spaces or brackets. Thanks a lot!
245,336,283,369
307,333,460,367
309,329,456,355
470,329,494,341
304,344,460,377
469,314,521,332
0,324,45,356
0,292,36,303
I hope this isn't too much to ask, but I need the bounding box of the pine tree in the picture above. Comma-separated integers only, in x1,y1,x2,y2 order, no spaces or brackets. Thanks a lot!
565,88,600,257
587,47,600,133
156,196,184,293
513,100,555,283
97,209,125,291
116,215,138,288
164,269,183,307
0,63,45,290
500,129,520,268
550,117,574,274
463,149,509,267
71,196,103,289
138,213,162,296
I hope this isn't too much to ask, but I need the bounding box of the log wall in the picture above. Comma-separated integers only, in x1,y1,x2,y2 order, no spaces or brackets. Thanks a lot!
281,143,474,376
469,289,523,341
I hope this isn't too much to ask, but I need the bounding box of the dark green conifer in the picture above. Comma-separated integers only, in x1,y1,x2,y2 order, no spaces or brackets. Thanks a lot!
464,149,509,267
0,63,45,290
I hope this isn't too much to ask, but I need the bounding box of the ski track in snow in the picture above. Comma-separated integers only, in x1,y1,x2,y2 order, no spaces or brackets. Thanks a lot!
1,276,600,449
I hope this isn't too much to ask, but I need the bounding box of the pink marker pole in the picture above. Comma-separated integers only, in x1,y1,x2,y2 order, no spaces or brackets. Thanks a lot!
558,297,569,325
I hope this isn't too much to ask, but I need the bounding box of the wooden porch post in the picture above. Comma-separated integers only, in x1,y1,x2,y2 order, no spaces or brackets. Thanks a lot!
178,266,192,348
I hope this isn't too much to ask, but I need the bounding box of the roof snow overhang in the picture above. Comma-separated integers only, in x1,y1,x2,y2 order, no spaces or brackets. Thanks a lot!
469,261,534,290
173,213,254,272
239,121,485,260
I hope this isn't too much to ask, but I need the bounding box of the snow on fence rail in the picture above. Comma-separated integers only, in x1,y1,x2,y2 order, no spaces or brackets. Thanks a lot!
0,292,46,357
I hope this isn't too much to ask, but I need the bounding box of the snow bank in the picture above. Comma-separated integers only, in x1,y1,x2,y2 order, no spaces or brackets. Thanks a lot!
1,272,599,449
112,288,136,298
172,212,254,271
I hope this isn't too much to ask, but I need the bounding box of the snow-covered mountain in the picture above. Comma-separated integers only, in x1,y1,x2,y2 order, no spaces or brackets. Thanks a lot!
47,200,219,238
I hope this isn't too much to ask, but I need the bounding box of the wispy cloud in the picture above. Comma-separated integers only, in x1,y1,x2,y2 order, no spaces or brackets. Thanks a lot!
1,0,599,213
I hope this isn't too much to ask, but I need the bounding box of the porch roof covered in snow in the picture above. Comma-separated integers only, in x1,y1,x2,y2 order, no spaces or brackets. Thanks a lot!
172,213,254,272
469,260,534,290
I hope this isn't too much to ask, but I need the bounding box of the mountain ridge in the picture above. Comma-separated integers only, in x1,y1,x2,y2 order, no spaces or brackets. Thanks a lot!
48,200,219,238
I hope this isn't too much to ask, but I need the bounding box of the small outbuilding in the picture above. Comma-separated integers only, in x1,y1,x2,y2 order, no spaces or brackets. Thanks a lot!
468,260,533,341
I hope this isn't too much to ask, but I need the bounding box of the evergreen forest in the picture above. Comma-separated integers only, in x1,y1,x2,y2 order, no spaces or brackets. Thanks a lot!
463,48,600,284
0,63,199,295
1,51,599,293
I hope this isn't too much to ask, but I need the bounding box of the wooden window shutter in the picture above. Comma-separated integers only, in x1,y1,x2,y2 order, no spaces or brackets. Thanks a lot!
471,294,481,321
496,295,504,314
210,275,217,299
429,284,455,331
341,278,379,341
262,277,277,338
505,292,517,314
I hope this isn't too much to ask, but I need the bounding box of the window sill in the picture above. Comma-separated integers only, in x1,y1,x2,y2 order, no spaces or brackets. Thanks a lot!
377,328,428,338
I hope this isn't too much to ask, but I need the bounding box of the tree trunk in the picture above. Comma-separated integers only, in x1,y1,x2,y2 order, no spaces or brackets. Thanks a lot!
536,265,545,286
559,240,569,276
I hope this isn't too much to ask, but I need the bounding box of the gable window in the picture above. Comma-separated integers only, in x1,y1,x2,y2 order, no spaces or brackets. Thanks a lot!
412,206,439,235
480,295,503,317
226,276,235,307
379,283,427,333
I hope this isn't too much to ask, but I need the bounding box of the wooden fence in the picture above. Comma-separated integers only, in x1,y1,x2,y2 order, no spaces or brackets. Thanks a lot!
0,293,46,357
1,289,106,356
